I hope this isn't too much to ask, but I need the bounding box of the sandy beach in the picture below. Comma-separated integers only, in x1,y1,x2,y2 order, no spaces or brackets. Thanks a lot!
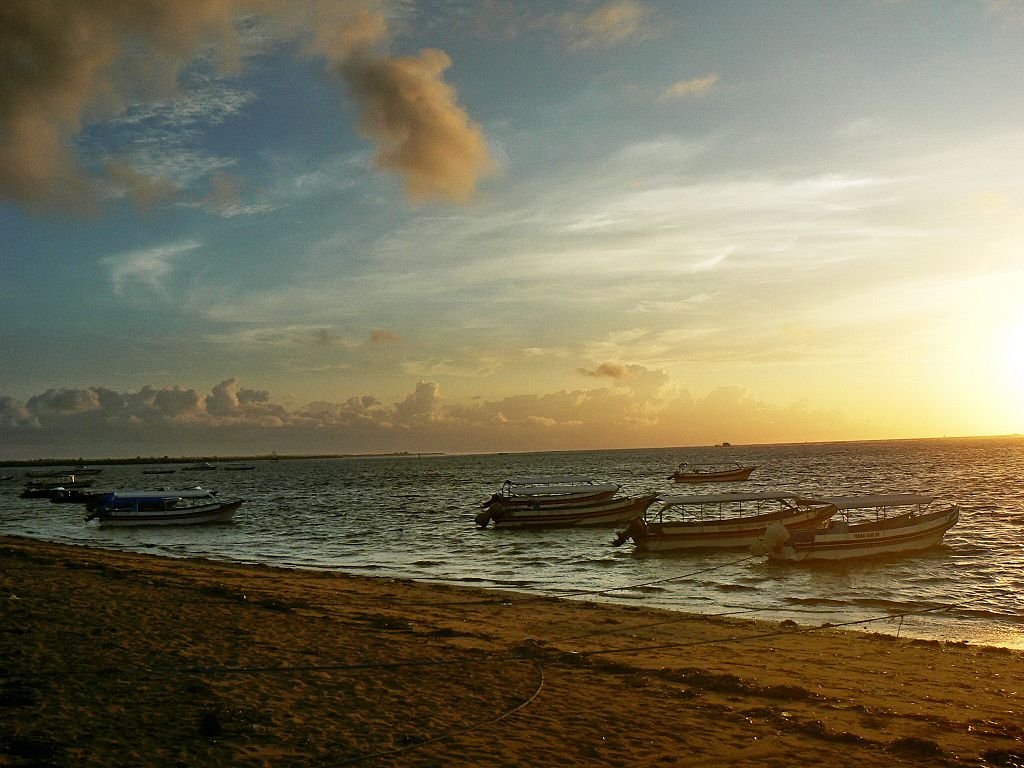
2,535,1022,767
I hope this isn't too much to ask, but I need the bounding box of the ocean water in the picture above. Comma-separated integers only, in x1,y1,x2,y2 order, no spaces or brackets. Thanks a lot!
3,437,1023,648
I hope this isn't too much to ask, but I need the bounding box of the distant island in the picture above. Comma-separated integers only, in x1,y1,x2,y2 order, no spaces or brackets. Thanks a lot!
0,452,445,468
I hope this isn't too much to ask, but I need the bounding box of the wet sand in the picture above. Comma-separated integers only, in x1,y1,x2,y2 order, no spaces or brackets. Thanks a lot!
2,534,1022,767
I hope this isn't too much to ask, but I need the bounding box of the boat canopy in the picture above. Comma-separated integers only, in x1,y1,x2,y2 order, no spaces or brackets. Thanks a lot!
507,481,620,497
801,494,936,510
657,492,798,506
505,475,598,486
101,488,216,501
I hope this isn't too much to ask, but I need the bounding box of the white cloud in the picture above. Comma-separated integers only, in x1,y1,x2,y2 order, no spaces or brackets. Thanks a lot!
101,241,203,296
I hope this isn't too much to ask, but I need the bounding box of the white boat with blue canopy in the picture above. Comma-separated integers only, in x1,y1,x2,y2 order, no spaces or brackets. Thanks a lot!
751,494,959,562
85,488,243,526
613,492,838,552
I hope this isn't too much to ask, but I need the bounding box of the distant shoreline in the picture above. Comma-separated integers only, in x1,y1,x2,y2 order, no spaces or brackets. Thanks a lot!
0,452,446,469
1,432,1021,468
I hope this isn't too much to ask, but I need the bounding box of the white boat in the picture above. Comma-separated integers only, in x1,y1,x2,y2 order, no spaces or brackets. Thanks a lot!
479,492,659,529
85,488,243,526
669,462,756,483
613,492,837,552
751,494,960,562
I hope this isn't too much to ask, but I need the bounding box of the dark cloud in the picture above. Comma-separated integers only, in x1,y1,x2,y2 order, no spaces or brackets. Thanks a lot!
0,0,493,211
578,362,630,379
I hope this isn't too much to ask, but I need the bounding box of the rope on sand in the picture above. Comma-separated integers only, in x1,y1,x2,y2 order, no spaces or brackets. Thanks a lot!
327,659,545,767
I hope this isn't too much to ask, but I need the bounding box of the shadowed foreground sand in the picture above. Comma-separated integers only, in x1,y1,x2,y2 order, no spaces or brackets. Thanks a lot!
2,534,1022,767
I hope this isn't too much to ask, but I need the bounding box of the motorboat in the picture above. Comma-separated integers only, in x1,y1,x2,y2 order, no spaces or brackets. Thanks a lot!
477,492,659,529
21,474,95,499
613,492,837,552
142,468,176,475
222,464,256,471
669,462,756,483
185,462,218,471
476,475,622,526
85,488,243,526
751,494,960,562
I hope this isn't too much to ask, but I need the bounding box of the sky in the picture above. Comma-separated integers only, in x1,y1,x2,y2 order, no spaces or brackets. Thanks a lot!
2,0,1024,459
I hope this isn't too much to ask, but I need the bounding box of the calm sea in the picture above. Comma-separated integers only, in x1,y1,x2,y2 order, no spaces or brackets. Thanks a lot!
3,437,1023,648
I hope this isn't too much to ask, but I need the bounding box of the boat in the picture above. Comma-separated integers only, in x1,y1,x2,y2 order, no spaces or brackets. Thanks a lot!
0,474,13,482
612,492,837,552
751,494,960,562
142,468,176,475
85,488,243,526
477,475,623,527
477,492,659,529
669,462,756,483
20,474,95,499
222,464,256,471
185,462,218,471
72,466,103,475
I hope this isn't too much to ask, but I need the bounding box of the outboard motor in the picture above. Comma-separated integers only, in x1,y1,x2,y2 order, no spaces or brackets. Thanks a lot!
612,516,646,547
751,522,791,556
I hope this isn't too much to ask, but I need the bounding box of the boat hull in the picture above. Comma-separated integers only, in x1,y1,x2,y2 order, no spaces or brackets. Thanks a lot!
485,494,658,529
92,499,243,526
671,466,755,483
767,506,959,562
617,503,836,552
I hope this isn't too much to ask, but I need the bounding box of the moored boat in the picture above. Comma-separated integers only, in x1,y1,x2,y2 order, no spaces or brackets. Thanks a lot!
85,488,243,526
142,468,176,475
669,462,756,483
479,492,658,529
476,475,622,527
751,494,960,562
613,492,837,552
486,475,621,506
20,474,95,499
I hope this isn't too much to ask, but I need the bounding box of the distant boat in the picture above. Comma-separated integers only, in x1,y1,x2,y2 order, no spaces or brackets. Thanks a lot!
85,488,243,526
221,464,256,471
73,466,103,475
0,474,13,483
185,462,218,471
669,462,755,483
752,494,960,562
142,468,176,475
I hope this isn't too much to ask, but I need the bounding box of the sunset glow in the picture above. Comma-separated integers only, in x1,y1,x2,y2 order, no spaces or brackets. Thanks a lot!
2,1,1024,459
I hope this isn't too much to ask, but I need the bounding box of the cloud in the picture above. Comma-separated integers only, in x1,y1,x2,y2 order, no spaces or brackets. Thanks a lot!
557,1,655,49
0,1,493,211
334,48,495,204
578,362,630,379
370,329,403,344
658,74,719,101
312,329,341,346
101,240,202,296
0,371,861,459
